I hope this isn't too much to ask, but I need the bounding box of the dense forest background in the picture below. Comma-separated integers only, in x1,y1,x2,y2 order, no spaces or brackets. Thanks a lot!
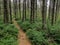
0,0,60,45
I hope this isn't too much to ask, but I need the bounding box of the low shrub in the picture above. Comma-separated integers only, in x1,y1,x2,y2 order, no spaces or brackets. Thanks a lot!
19,21,31,32
17,20,60,45
26,29,48,45
0,24,18,45
18,21,42,32
49,26,60,45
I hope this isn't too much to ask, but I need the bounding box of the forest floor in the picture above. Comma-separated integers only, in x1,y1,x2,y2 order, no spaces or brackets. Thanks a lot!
13,20,31,45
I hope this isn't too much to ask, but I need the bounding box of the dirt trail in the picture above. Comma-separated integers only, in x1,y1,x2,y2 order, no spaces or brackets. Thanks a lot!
13,20,31,45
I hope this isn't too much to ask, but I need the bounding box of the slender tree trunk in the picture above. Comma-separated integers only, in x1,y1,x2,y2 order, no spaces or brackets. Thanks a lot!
55,0,59,23
9,0,12,23
27,0,29,9
0,0,1,15
22,0,26,21
51,0,56,25
13,0,17,19
3,0,9,23
42,0,47,29
30,0,33,23
35,0,37,21
48,0,52,21
27,0,30,17
30,0,35,23
19,0,21,19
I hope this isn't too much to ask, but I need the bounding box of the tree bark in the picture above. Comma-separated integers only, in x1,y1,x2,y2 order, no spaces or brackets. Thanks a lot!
42,0,47,29
51,0,56,25
19,0,21,19
9,0,12,23
3,0,9,23
22,0,26,21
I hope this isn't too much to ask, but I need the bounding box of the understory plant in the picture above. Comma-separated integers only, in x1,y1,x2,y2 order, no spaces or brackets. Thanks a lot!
0,23,18,45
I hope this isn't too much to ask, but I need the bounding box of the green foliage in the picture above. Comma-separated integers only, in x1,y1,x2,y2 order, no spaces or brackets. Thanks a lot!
29,22,42,30
26,29,48,45
18,21,31,32
17,19,60,45
4,24,18,37
46,21,60,45
48,25,60,45
50,29,60,44
18,21,42,32
0,37,18,45
0,23,18,45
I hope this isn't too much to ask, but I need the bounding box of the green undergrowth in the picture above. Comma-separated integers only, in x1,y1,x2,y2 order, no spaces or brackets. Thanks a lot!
17,20,60,45
26,28,60,45
0,22,18,45
17,21,42,32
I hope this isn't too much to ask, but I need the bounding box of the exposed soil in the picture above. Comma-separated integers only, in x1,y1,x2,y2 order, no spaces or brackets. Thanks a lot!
13,20,31,45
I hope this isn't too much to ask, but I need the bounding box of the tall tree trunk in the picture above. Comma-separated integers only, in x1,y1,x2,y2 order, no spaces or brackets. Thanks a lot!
0,0,3,15
35,0,37,21
48,0,52,21
19,0,21,19
3,0,9,23
0,0,1,15
13,0,18,19
30,0,35,23
9,0,12,23
27,0,30,18
42,0,47,29
27,0,29,9
51,0,56,25
55,0,59,23
22,0,26,21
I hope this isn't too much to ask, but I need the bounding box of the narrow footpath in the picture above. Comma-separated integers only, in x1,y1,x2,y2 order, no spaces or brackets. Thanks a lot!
13,20,31,45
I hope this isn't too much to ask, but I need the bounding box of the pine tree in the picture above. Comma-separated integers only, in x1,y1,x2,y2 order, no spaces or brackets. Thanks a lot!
42,0,47,29
19,0,21,19
30,0,35,23
3,0,9,23
22,0,26,21
13,0,18,19
9,0,12,23
51,0,56,25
